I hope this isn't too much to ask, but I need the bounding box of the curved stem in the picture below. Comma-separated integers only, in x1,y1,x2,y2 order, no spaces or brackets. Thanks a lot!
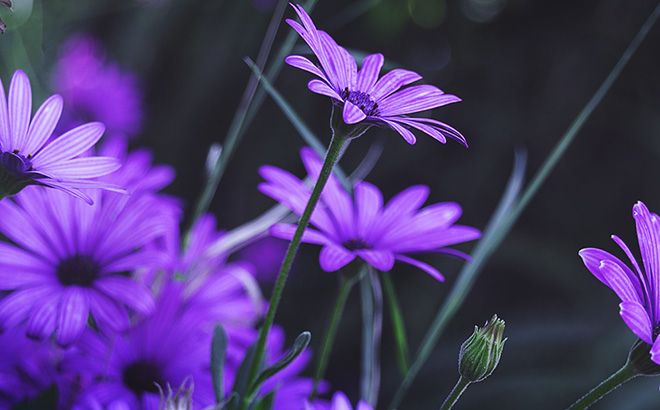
382,271,410,375
310,274,357,400
240,133,348,410
439,377,471,410
567,364,636,410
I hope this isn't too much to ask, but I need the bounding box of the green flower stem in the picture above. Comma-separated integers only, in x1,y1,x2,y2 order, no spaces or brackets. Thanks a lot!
567,363,637,410
310,274,358,400
240,133,349,410
439,377,471,410
381,271,409,375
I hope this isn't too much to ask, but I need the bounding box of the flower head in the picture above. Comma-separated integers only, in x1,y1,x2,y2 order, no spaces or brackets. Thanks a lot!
458,314,506,383
259,148,480,280
285,4,465,146
53,35,143,140
580,201,660,364
0,70,121,202
0,186,175,345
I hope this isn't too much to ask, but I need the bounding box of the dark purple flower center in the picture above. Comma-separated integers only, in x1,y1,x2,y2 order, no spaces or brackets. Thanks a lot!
0,151,34,197
56,255,101,287
122,360,165,395
342,88,378,116
343,239,371,251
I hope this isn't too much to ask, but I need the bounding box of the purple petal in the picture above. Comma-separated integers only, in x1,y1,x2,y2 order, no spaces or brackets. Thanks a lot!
599,260,643,303
396,254,445,281
355,249,394,271
357,401,374,410
632,201,660,319
56,287,89,346
370,69,422,100
270,223,330,245
319,245,355,271
380,119,416,144
356,53,384,93
8,70,32,151
285,55,326,79
95,276,155,315
343,101,367,125
620,301,653,344
378,85,460,116
355,182,383,239
24,94,63,155
0,286,52,328
31,122,105,168
579,248,641,290
331,392,352,410
308,79,342,100
392,117,447,144
38,156,121,179
406,117,467,146
0,76,9,149
26,295,58,339
88,292,130,332
651,336,660,365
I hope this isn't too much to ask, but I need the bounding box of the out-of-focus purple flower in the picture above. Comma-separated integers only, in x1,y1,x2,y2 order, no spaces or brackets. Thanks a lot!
259,148,480,280
580,201,660,364
53,35,142,140
69,285,214,410
0,70,121,202
285,4,465,146
308,392,372,410
238,236,289,282
0,186,175,346
0,328,61,408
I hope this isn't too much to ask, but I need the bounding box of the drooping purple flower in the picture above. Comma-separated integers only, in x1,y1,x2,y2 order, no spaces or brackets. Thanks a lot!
0,70,122,202
259,148,480,280
0,186,175,345
285,4,465,146
53,34,143,140
580,201,660,364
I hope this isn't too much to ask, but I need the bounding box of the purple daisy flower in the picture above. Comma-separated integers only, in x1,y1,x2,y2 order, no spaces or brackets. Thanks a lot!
580,201,660,363
285,4,465,146
0,70,122,202
53,34,143,140
259,148,480,280
0,186,175,346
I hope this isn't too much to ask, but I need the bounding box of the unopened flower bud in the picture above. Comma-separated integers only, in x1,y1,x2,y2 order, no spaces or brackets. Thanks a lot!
458,314,506,383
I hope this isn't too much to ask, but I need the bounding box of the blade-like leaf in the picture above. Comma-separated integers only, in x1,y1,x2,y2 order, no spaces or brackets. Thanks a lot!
251,331,312,390
211,325,228,403
381,271,410,375
253,392,275,410
230,345,262,410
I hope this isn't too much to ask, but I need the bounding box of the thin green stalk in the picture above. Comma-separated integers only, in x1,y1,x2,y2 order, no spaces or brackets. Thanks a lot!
382,271,410,375
240,133,349,410
388,4,660,408
191,0,289,223
567,364,637,410
439,377,471,410
310,274,359,400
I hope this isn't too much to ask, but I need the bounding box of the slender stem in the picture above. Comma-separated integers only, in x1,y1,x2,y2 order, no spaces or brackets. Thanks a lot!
439,377,471,410
240,134,348,410
567,364,637,410
310,274,357,400
382,271,410,375
388,4,660,408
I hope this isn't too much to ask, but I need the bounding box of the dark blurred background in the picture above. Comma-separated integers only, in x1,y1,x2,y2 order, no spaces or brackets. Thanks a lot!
2,0,660,408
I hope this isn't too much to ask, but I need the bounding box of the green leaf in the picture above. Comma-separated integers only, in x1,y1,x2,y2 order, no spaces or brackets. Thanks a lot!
253,392,275,410
230,345,262,410
251,331,312,391
211,325,228,403
381,271,410,375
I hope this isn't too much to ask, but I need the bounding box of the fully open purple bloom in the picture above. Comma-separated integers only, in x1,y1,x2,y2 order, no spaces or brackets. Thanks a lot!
580,201,660,364
285,4,465,146
0,186,175,346
0,70,121,202
260,148,480,280
53,35,143,140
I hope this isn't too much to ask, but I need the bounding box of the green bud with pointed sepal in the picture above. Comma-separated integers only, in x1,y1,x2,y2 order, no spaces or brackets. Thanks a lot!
458,314,506,383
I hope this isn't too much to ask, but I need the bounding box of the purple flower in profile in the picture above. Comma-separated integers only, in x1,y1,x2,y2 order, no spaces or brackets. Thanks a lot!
0,70,121,202
285,4,465,146
53,35,142,140
580,201,660,363
0,186,175,345
260,148,480,280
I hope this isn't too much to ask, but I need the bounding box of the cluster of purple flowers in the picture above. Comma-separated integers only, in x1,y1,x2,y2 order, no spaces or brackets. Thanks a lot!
0,3,480,409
